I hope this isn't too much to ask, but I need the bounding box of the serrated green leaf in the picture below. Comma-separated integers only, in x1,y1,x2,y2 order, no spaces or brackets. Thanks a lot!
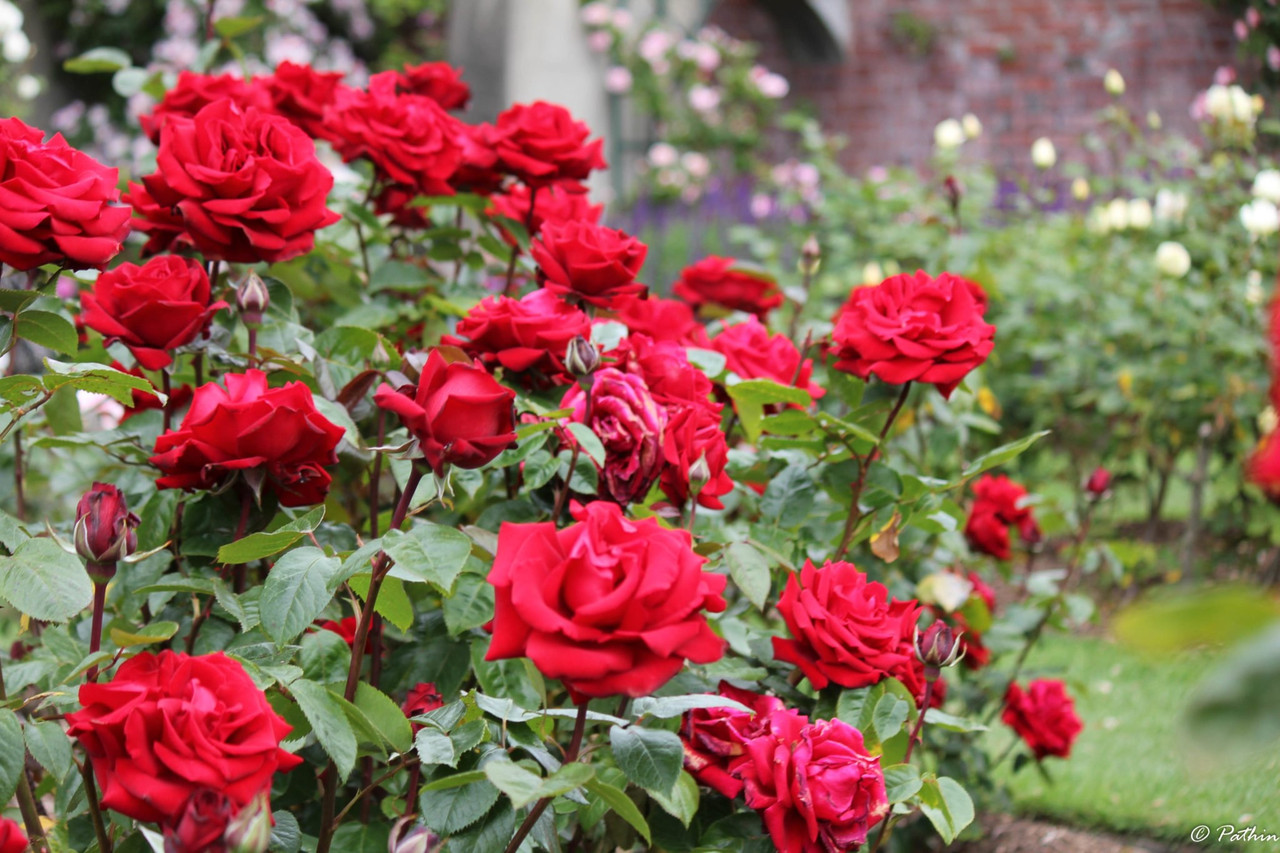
922,709,987,733
610,725,683,795
15,310,77,354
269,811,301,853
217,506,324,564
0,710,24,804
649,770,699,826
108,620,179,647
723,541,770,611
0,538,92,622
484,759,544,808
958,430,1051,480
291,679,358,781
631,694,752,720
260,547,341,645
420,774,501,835
585,778,650,843
872,692,910,742
566,422,607,467
25,720,72,779
347,573,413,632
443,572,494,636
415,728,456,767
354,682,413,754
882,763,922,803
42,359,156,405
383,522,471,593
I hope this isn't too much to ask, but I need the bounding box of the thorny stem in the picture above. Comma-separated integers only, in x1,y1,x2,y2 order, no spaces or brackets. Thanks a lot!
193,352,204,387
161,370,173,433
903,680,933,764
81,757,114,853
503,702,589,853
834,382,913,560
335,756,418,828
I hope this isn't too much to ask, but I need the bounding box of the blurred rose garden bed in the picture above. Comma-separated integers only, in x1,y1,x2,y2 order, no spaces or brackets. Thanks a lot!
0,1,1277,852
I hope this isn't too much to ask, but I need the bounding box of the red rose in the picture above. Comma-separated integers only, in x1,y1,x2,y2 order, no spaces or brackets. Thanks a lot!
450,122,505,195
1085,466,1112,496
325,72,464,196
318,616,358,646
441,288,591,388
0,117,131,271
561,368,667,504
374,349,517,477
260,61,344,138
403,682,445,732
396,61,471,110
80,255,226,370
674,256,784,319
532,220,647,308
139,71,271,142
1002,679,1083,760
488,182,603,238
735,709,888,853
831,270,995,399
127,100,340,263
1250,432,1280,500
680,682,784,798
607,295,709,346
163,788,234,853
372,183,432,229
964,474,1040,560
773,560,927,704
710,317,824,400
0,817,27,853
658,402,734,510
486,500,727,698
150,369,345,507
65,651,301,824
492,101,606,190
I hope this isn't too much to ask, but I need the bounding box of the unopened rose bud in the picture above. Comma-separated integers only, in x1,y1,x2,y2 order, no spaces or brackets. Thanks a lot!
688,455,711,495
1104,68,1125,96
389,817,442,853
800,234,821,276
943,175,962,216
236,271,270,329
1071,177,1090,201
1031,137,1056,170
225,793,272,853
1085,467,1112,498
961,113,982,139
74,482,139,577
915,622,964,680
565,336,600,383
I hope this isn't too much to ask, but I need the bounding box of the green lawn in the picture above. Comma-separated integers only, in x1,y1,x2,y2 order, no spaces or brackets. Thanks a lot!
991,634,1280,848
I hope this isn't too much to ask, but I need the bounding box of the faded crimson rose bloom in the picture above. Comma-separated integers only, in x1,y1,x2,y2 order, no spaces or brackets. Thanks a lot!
139,71,271,142
488,183,603,238
486,500,727,698
832,270,995,399
441,288,591,388
0,117,131,270
80,255,226,370
710,317,824,400
532,220,647,308
65,651,301,824
674,256,784,319
680,682,784,798
0,817,27,853
396,61,471,110
1002,679,1084,760
735,710,889,853
127,100,339,263
259,61,344,138
374,349,517,477
561,367,667,504
492,101,606,190
151,369,345,507
325,72,464,196
964,473,1040,560
74,482,139,570
773,559,927,704
162,788,234,853
607,294,708,346
450,122,505,195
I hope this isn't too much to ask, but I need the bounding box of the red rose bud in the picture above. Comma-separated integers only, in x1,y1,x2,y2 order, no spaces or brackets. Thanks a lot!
162,788,234,853
0,816,28,853
402,681,445,733
389,817,443,853
1085,467,1112,498
224,793,272,853
914,621,964,679
944,175,963,215
236,271,270,329
75,482,139,576
564,335,600,383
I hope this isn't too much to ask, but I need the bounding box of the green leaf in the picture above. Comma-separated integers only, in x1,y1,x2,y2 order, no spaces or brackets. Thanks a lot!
958,430,1050,480
0,538,92,622
213,14,264,37
0,710,24,805
419,775,500,835
938,776,974,836
354,682,413,754
0,289,38,313
723,541,771,611
584,778,650,843
649,770,699,827
290,679,358,781
470,641,544,711
216,506,325,564
632,694,752,720
25,719,72,779
566,422,607,467
484,759,544,808
383,522,472,593
422,769,487,791
108,620,180,647
42,359,156,406
260,547,341,645
415,728,456,768
727,379,812,442
269,811,301,853
872,692,910,742
347,573,413,633
63,46,132,73
760,465,815,529
443,572,494,636
923,709,987,733
917,775,975,844
881,763,922,803
1113,585,1280,653
15,310,77,354
1187,624,1280,753
610,725,683,795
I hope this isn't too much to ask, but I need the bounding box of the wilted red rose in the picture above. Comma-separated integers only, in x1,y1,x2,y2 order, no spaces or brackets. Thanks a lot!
162,788,234,853
139,71,271,142
80,255,226,370
491,101,606,191
127,100,339,263
611,334,715,410
532,220,647,308
65,651,301,824
0,117,131,271
259,61,344,138
674,256,784,319
488,182,603,238
450,122,505,195
710,317,824,400
374,349,517,477
0,817,27,853
325,72,464,196
680,682,784,798
964,474,1040,560
396,61,471,110
441,288,591,388
773,559,927,704
735,709,889,853
486,500,727,698
1002,679,1083,760
607,295,708,346
832,270,994,399
151,369,345,507
561,367,667,504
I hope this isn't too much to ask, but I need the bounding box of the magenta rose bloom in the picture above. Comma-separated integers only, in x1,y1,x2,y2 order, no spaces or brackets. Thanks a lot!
831,270,995,399
491,101,606,190
127,99,340,263
680,682,784,798
561,367,667,504
0,117,131,270
486,500,727,698
532,220,648,308
1002,679,1084,760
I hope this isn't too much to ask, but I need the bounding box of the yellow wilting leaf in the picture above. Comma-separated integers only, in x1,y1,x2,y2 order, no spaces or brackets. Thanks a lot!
977,387,1002,419
1118,369,1133,397
896,408,915,430
870,513,901,563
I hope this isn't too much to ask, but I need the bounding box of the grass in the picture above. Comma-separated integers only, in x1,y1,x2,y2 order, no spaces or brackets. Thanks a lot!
991,634,1280,847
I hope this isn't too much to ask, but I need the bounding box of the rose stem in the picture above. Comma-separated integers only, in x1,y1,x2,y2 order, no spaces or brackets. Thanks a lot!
231,488,253,594
79,758,114,853
501,247,521,297
317,467,424,853
0,661,46,849
834,381,912,560
360,614,385,822
161,369,173,433
353,219,372,287
868,813,901,853
450,206,465,288
369,409,385,539
12,429,24,522
902,680,933,764
193,352,204,386
503,702,589,853
788,262,815,345
86,578,110,682
552,383,593,522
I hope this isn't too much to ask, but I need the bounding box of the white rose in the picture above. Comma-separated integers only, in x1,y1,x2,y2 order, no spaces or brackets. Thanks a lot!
1154,189,1188,223
1071,177,1090,201
933,118,965,150
647,142,678,168
1031,137,1056,169
961,113,982,139
1253,169,1280,203
1242,198,1280,237
1104,68,1125,96
862,261,884,284
1205,85,1232,121
1105,198,1130,231
1127,198,1153,230
1154,241,1191,278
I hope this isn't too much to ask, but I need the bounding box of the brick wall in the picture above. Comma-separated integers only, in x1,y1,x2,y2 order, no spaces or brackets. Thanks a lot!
708,0,1239,173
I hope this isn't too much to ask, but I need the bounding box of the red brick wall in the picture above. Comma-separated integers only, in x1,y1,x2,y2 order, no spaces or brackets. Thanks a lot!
708,0,1239,172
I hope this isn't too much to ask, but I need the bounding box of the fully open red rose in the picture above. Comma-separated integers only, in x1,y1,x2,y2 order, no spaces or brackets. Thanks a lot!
1002,679,1083,760
259,61,344,138
80,255,226,370
964,473,1040,560
492,101,606,191
832,270,995,399
711,317,824,400
532,220,647,308
674,256,784,319
0,117,131,270
607,295,709,346
127,100,339,263
442,288,591,388
450,122,505,195
561,368,667,504
396,61,471,110
735,709,889,853
139,71,271,142
374,349,517,477
488,182,603,238
773,559,927,703
65,651,300,824
486,500,726,698
681,682,784,798
0,817,27,853
151,369,345,507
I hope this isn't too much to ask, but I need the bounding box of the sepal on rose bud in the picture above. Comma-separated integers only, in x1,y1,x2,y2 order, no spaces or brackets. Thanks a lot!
74,482,139,572
564,335,600,383
225,793,272,853
236,271,270,329
915,621,964,680
388,817,442,853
